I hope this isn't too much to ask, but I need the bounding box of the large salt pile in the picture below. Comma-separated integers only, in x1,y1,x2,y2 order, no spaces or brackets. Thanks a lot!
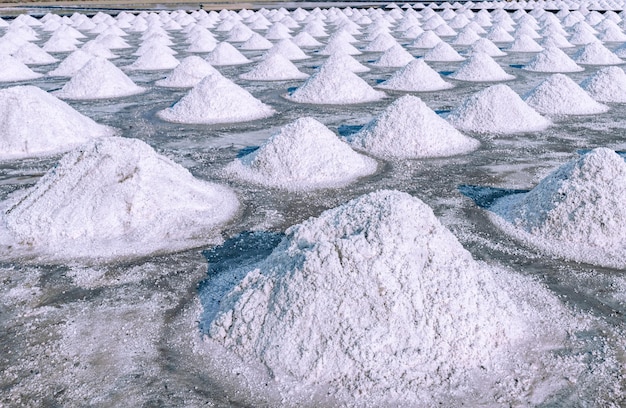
523,74,609,115
448,52,515,82
155,56,220,88
377,59,454,92
226,117,376,190
347,95,479,159
370,44,415,67
489,148,626,268
239,53,308,81
0,54,43,82
157,73,275,124
523,46,584,73
0,85,115,160
447,84,551,134
55,57,145,100
208,190,526,400
1,137,239,260
205,42,251,66
572,41,623,65
285,63,385,105
580,66,626,103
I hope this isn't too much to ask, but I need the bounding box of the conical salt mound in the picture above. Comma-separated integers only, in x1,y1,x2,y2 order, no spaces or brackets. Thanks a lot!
448,52,515,82
239,53,308,81
55,57,145,100
506,34,543,52
580,66,626,103
424,41,465,62
2,137,239,260
285,63,385,105
155,56,220,88
320,36,362,55
12,42,58,65
408,30,443,48
370,44,415,67
363,33,399,52
292,31,323,48
523,46,583,73
489,148,626,268
157,73,275,124
226,117,377,190
572,41,623,65
348,95,479,159
205,42,251,66
324,52,370,73
0,85,115,160
239,32,273,50
0,54,43,82
125,45,180,71
523,74,609,115
467,38,507,57
266,39,309,61
47,50,94,77
377,59,453,92
447,84,551,134
208,190,525,399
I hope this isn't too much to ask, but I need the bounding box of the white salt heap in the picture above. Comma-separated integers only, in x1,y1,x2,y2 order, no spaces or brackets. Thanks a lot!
424,41,465,62
0,54,43,82
226,117,376,190
239,32,273,51
580,66,626,103
490,148,626,268
377,59,453,92
157,73,275,124
1,137,239,260
523,46,583,73
348,95,479,159
47,50,95,77
155,56,220,88
205,42,251,66
409,30,443,48
466,37,507,57
523,74,609,116
572,41,623,65
55,57,145,100
0,85,115,160
506,34,543,52
370,44,415,67
265,39,309,61
125,45,180,71
447,84,551,134
239,53,308,81
449,52,515,82
12,42,57,65
209,190,527,401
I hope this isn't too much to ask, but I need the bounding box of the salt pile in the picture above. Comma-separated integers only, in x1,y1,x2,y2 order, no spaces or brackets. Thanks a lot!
523,74,609,115
467,38,507,57
239,53,308,81
320,36,361,56
266,39,309,61
580,66,626,103
489,148,626,268
205,42,251,66
409,30,443,48
506,34,543,52
125,45,180,71
12,42,58,65
348,95,479,159
0,54,43,82
1,137,239,260
285,64,385,105
239,32,273,51
208,190,525,399
377,59,454,92
47,50,94,77
157,73,275,124
155,56,220,88
0,85,115,160
370,44,415,67
226,117,376,190
323,52,370,73
449,52,515,82
424,41,465,62
292,31,323,48
55,57,145,100
79,40,118,59
363,33,398,52
572,41,623,65
523,46,584,73
447,84,551,134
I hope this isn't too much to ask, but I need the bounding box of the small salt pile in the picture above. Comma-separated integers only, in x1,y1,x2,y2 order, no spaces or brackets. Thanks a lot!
79,40,118,59
2,137,239,260
284,63,385,105
486,25,515,42
466,37,507,57
523,74,609,115
125,45,180,71
447,84,551,134
572,41,623,65
506,34,544,52
580,66,626,103
240,53,308,81
320,35,362,56
451,26,481,45
348,95,478,159
47,50,94,77
424,41,465,62
12,42,57,65
226,22,254,42
449,52,515,82
42,32,80,53
209,190,525,399
324,52,370,73
239,32,273,50
539,32,574,49
292,31,323,48
265,22,292,40
408,30,443,48
155,56,220,88
363,33,398,52
157,73,275,124
205,41,251,65
377,59,453,92
186,32,217,52
55,57,145,100
370,44,415,67
226,117,376,190
266,39,309,61
93,33,131,50
0,54,43,82
523,46,584,73
0,85,115,160
489,148,626,268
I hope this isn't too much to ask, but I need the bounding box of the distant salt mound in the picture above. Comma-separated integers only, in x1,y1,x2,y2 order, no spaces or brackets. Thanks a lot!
155,56,220,88
205,42,251,66
370,44,415,67
1,137,239,260
12,42,57,65
55,58,145,100
348,95,478,159
523,46,584,73
320,36,361,56
0,85,115,160
266,39,309,61
363,33,398,52
324,52,370,73
377,59,453,92
506,34,543,52
467,38,507,57
447,84,551,134
157,73,274,124
239,32,273,50
489,148,626,268
292,31,323,48
448,52,515,82
79,40,118,59
208,190,525,399
42,33,79,53
0,54,43,82
572,41,623,65
580,66,626,103
424,41,465,62
523,74,609,115
409,30,443,48
226,117,376,190
125,45,180,71
47,50,94,77
239,53,308,81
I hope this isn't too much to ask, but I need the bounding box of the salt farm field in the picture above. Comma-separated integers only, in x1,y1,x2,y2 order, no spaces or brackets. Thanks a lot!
0,1,625,406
